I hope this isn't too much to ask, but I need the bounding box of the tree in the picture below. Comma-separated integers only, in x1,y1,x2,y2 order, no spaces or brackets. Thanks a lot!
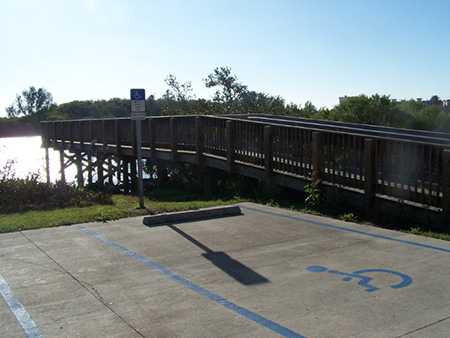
301,101,319,118
6,86,54,118
326,94,401,127
160,75,195,115
204,67,248,114
163,74,194,102
240,91,286,115
411,105,441,131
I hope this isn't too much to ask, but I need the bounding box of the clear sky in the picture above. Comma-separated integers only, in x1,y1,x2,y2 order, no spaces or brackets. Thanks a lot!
1,0,450,117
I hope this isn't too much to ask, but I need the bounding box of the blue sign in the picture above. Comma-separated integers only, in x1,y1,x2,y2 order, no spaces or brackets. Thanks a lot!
131,89,145,101
130,88,146,114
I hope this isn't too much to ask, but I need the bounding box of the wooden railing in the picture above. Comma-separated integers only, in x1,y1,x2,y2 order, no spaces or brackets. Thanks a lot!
40,115,450,230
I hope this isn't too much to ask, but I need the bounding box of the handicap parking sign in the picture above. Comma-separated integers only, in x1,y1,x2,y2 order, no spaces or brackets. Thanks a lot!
130,89,146,116
131,89,145,101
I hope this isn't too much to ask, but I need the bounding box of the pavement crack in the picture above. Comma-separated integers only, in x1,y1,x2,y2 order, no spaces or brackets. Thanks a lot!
79,280,111,305
19,231,147,338
395,315,450,337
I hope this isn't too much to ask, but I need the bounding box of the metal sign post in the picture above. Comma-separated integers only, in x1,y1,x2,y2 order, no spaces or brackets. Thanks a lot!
131,89,146,209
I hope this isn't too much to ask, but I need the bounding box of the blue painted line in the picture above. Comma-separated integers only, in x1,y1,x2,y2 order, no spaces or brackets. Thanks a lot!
0,274,44,338
75,224,306,338
239,205,450,253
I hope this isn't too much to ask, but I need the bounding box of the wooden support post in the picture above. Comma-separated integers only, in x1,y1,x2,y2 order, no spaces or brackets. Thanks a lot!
87,153,93,186
123,160,130,193
114,120,123,184
226,120,235,173
312,131,324,181
364,138,377,211
114,156,121,187
45,147,50,184
76,153,83,187
264,125,274,185
88,120,94,186
202,167,213,198
170,117,178,163
442,149,450,232
157,165,168,189
59,150,66,184
108,156,114,185
97,155,104,188
195,117,204,167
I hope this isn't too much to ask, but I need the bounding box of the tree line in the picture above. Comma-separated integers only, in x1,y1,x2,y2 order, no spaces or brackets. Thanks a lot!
2,67,450,137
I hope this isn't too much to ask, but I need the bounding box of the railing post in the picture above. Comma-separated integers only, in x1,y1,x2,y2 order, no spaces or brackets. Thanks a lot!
69,121,74,148
149,118,156,158
170,117,178,163
40,122,48,147
52,122,57,147
89,120,94,144
78,120,84,151
115,119,122,156
195,117,204,166
264,125,273,184
102,120,108,153
364,138,377,211
226,120,235,173
312,131,324,181
443,149,450,232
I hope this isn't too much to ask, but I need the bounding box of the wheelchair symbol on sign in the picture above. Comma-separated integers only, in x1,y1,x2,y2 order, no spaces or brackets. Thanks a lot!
133,90,142,100
306,266,413,292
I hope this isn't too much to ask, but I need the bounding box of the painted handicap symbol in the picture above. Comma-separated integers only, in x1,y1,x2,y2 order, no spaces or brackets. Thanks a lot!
307,266,413,292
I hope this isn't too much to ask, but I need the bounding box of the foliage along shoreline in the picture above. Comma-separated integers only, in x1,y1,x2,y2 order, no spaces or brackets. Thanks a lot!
0,117,40,138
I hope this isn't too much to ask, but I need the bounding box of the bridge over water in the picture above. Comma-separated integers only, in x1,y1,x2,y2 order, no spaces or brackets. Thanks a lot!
40,114,450,231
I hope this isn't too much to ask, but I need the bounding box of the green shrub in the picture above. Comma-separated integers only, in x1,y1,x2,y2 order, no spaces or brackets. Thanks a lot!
0,168,112,214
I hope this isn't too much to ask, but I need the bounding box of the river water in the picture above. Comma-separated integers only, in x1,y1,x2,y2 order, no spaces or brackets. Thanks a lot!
0,136,77,183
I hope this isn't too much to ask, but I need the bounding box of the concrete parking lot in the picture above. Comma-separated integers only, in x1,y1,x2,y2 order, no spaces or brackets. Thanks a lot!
1,202,449,337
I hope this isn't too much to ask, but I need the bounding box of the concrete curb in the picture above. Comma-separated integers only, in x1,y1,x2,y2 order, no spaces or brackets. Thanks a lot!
143,205,242,226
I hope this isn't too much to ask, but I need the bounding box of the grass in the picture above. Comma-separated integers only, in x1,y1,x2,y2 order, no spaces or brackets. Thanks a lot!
0,193,243,233
0,185,448,242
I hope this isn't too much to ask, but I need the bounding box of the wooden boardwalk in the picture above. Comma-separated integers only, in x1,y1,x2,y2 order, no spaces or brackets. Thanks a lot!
40,115,450,230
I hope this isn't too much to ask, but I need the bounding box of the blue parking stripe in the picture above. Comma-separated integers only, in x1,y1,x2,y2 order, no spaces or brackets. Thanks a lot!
75,224,306,338
0,274,44,338
240,205,450,254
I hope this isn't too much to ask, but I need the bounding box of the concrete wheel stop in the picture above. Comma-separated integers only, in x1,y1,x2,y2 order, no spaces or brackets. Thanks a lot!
143,205,242,226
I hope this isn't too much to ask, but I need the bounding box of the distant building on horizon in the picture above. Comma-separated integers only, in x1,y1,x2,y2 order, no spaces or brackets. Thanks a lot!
339,96,349,104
